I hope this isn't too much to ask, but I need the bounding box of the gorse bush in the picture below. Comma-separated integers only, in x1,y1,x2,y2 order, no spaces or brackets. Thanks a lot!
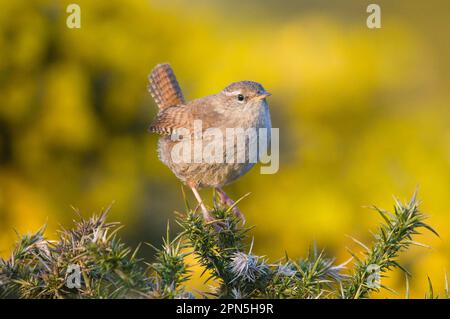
0,192,445,299
0,208,152,298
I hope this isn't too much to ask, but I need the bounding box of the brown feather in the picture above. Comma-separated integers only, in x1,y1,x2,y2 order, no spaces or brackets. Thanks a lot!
148,63,185,109
148,105,193,136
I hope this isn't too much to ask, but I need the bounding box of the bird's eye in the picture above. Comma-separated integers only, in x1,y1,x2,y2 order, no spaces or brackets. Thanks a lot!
237,94,245,102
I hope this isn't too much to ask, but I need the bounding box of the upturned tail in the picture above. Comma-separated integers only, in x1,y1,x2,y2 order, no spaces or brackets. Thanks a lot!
148,63,185,109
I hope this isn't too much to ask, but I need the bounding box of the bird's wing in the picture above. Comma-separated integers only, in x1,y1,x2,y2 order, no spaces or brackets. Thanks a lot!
148,105,193,136
148,63,185,109
149,95,226,136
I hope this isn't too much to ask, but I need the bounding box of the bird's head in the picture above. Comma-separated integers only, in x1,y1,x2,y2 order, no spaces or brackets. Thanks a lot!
220,81,271,110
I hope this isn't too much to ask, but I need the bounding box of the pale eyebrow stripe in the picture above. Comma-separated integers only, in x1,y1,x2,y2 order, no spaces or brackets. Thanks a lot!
223,90,241,96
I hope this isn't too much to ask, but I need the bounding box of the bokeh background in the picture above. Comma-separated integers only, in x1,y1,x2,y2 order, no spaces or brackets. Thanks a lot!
0,0,449,298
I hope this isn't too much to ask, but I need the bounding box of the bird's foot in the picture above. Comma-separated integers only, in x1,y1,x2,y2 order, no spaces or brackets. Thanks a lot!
230,206,246,225
202,211,227,231
189,183,225,231
216,188,246,225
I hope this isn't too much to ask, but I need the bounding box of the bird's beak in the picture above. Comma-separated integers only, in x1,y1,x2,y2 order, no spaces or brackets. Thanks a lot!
254,91,271,100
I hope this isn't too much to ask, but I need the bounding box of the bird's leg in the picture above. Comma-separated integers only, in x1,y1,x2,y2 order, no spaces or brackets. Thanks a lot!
189,184,224,231
189,185,212,221
215,188,246,224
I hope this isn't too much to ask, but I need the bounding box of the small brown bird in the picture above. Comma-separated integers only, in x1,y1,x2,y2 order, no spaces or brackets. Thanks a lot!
148,63,272,225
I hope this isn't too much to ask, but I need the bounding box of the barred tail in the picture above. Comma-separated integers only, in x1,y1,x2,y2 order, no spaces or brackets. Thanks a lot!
147,63,185,109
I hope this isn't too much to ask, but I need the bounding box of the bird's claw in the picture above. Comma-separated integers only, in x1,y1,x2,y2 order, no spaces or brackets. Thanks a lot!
231,207,246,225
216,188,246,225
203,214,227,231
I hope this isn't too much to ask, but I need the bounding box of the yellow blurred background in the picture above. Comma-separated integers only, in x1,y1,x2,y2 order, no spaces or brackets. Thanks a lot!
0,0,449,298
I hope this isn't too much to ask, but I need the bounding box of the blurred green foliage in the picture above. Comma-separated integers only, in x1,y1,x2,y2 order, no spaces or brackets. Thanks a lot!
0,0,449,298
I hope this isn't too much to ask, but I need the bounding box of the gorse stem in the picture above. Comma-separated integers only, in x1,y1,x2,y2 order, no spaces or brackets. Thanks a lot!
343,192,438,298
